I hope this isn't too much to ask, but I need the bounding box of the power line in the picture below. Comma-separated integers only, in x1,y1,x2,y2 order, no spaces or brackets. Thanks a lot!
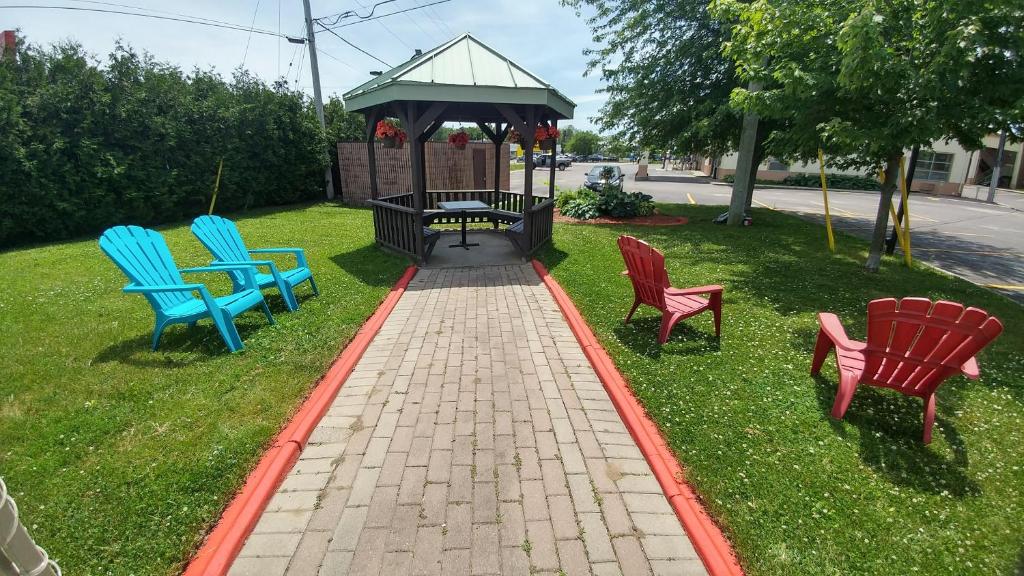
319,0,452,31
277,0,281,77
0,4,289,37
315,0,398,27
58,0,254,29
424,4,455,38
353,0,413,52
397,0,441,45
240,0,263,67
317,23,390,67
317,48,354,71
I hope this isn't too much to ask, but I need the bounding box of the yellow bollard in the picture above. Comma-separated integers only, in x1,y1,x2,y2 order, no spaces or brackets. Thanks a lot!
818,148,836,252
898,156,912,267
208,158,224,215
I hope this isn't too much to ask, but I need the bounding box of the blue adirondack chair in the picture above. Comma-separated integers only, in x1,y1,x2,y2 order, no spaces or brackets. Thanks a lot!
190,215,318,312
99,225,274,353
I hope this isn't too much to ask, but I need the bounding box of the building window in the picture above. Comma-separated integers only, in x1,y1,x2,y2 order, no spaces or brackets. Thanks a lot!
766,157,789,171
915,151,954,181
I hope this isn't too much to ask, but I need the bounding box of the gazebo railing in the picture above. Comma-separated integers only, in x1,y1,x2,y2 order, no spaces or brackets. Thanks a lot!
526,199,555,253
368,189,553,260
370,195,420,257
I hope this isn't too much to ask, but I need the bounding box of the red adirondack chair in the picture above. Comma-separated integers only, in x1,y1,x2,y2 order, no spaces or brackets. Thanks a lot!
618,235,723,344
811,297,1003,443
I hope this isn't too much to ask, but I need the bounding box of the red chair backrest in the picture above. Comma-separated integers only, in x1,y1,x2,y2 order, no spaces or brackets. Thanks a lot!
618,235,670,311
862,297,1003,395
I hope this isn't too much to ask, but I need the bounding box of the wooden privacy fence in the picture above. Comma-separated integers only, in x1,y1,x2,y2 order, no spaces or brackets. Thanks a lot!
338,141,510,204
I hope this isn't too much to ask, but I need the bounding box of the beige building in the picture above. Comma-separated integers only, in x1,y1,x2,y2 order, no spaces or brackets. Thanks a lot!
708,134,1024,196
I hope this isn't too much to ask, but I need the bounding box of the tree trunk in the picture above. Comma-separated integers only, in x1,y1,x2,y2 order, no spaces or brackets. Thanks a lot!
743,125,766,211
885,145,918,254
728,77,763,225
865,154,901,272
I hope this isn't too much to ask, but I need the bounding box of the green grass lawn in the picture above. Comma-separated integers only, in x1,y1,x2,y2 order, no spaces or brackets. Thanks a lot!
0,203,407,575
539,205,1024,576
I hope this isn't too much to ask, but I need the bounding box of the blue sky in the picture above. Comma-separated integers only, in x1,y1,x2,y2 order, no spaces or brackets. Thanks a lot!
3,0,608,131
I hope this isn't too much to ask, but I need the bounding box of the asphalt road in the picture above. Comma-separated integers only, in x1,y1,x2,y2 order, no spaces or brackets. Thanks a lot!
511,161,1024,304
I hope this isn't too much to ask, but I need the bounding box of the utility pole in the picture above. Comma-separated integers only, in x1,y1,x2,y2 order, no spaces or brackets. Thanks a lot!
302,0,336,200
986,129,1007,203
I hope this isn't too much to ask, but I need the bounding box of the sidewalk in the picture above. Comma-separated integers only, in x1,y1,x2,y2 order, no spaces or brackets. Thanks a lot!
228,265,706,575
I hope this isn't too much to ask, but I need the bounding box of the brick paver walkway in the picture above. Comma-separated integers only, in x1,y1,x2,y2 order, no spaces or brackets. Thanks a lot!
229,265,706,575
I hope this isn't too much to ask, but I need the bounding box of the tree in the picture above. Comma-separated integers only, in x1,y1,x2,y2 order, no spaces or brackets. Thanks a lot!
564,0,777,225
562,0,742,157
428,124,487,142
713,0,1024,271
324,96,363,142
0,37,328,247
566,130,601,156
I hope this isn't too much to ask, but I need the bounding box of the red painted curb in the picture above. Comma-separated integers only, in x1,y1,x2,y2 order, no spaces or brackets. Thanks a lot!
531,260,745,576
182,265,418,576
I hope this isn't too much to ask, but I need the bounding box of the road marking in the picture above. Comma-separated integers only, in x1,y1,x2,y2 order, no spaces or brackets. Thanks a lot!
984,284,1024,291
753,199,775,210
914,248,1017,256
687,193,697,205
942,232,994,238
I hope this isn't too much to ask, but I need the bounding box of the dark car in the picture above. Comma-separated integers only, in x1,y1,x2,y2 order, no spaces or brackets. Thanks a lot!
584,165,623,192
585,154,604,162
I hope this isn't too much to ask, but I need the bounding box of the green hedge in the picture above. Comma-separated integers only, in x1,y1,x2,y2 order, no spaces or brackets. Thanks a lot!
0,40,345,248
721,172,880,191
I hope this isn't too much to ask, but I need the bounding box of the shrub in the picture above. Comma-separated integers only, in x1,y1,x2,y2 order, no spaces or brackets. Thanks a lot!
560,188,600,220
0,39,361,248
557,185,654,220
782,172,880,190
720,172,879,190
596,186,655,218
555,187,582,210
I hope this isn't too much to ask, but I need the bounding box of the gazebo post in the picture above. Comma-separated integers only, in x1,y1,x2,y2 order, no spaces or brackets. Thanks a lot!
396,102,427,262
493,123,504,198
548,119,557,201
476,120,510,209
522,106,536,247
365,107,383,199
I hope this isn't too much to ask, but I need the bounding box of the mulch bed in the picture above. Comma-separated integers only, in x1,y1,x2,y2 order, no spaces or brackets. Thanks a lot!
554,209,688,226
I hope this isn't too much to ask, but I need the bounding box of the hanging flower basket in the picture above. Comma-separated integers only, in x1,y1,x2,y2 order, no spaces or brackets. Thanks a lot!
506,128,522,145
448,130,470,150
375,119,407,148
535,125,559,150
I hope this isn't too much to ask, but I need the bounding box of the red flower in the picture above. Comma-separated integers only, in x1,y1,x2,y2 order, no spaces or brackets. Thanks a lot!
375,120,407,146
534,125,559,142
448,130,470,148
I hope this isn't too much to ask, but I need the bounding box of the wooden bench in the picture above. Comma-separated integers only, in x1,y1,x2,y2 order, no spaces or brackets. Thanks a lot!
423,208,522,229
423,227,441,261
506,219,526,253
489,209,523,228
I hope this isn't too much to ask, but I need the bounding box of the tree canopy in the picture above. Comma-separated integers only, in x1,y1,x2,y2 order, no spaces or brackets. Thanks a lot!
562,0,741,157
0,38,333,247
713,0,1024,269
566,129,601,156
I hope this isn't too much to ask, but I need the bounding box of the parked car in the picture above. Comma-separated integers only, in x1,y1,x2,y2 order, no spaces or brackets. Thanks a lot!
585,154,605,162
535,153,572,170
584,165,624,192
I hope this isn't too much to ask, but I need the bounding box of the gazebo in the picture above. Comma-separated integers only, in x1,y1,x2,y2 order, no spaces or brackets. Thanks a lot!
342,33,575,263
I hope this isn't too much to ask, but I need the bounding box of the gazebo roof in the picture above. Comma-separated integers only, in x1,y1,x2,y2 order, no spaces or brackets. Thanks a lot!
342,33,575,121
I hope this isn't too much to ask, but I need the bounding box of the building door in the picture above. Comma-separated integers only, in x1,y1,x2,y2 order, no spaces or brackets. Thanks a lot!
472,148,487,189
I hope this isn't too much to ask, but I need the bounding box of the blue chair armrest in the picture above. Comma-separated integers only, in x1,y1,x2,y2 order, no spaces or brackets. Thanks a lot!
180,265,260,290
208,259,278,271
248,248,308,268
123,283,204,294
